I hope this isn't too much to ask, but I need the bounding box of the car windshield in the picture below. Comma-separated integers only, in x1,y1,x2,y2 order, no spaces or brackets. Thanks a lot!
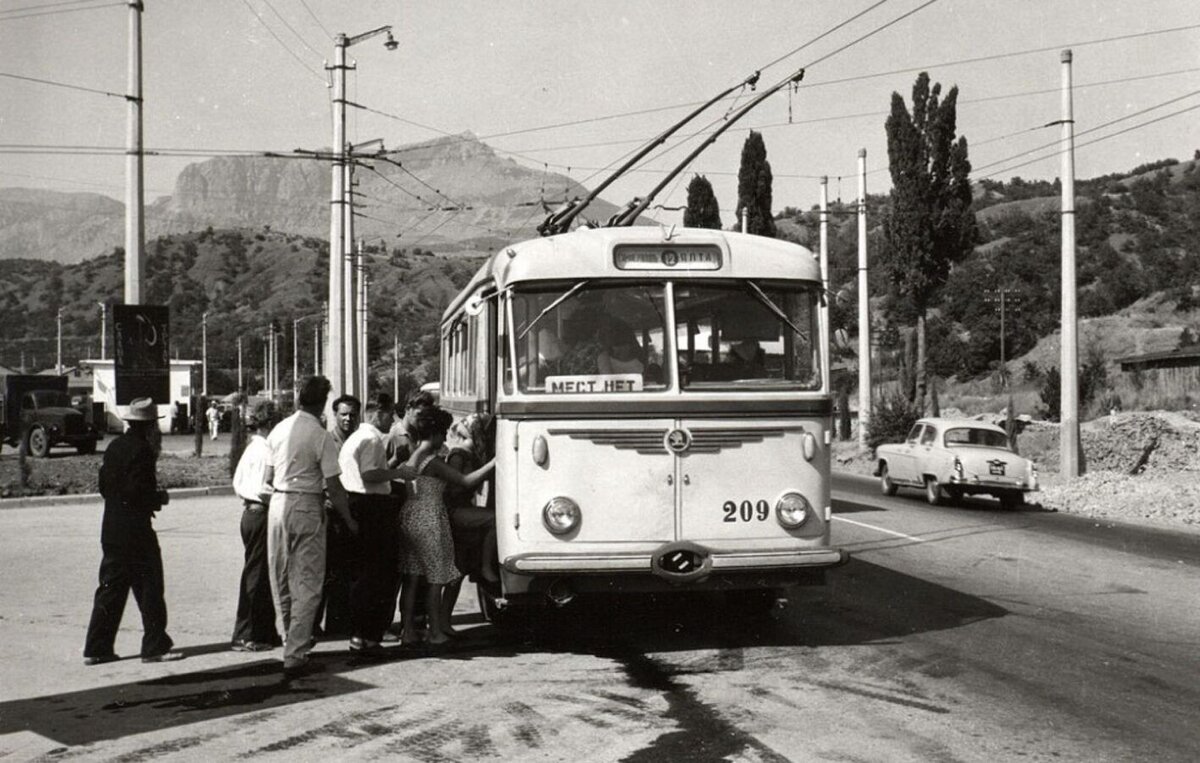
30,390,71,407
944,427,1010,449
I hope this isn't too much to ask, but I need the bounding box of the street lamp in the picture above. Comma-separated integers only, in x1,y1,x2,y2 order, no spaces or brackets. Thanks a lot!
327,24,397,408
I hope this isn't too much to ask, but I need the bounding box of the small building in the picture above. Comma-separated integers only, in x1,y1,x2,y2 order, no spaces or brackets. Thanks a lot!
82,358,201,434
1117,344,1200,372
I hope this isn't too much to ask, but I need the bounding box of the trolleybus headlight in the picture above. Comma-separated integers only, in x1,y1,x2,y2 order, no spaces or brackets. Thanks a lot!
776,492,811,528
543,497,581,535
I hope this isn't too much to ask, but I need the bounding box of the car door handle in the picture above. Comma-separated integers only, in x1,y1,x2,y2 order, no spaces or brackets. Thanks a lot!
683,474,690,485
667,474,674,486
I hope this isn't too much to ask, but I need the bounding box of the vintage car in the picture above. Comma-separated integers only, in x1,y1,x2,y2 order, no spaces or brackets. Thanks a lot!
874,417,1038,509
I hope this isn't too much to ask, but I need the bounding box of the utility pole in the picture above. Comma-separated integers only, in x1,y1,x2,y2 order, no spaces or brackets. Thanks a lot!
856,149,871,448
315,310,323,378
124,0,144,304
327,36,349,404
263,334,270,399
201,312,209,396
359,242,369,398
98,302,107,360
344,161,358,398
56,308,63,375
740,208,748,234
983,288,1023,385
237,336,243,393
1060,49,1082,478
293,317,301,408
819,176,831,393
393,333,399,403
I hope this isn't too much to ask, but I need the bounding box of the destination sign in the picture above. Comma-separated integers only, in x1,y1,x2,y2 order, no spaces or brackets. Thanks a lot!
546,374,644,394
614,244,723,271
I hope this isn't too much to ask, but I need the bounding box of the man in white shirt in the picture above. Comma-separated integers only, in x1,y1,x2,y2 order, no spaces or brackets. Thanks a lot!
339,398,413,653
264,377,357,676
229,402,280,653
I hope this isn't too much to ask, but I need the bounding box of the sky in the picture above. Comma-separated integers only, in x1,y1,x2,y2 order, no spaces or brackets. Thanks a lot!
2,0,1199,227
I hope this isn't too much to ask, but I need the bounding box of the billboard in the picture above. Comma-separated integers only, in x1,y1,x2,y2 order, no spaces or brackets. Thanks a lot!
113,305,170,405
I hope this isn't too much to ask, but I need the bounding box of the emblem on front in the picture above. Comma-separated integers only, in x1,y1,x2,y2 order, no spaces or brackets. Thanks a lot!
658,549,701,574
664,428,692,454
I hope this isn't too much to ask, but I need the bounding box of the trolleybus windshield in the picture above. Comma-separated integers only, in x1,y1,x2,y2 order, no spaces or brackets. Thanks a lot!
506,280,821,394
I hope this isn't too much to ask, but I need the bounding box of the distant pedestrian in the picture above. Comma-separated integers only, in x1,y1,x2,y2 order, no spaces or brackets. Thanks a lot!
83,398,182,665
229,401,281,653
339,398,415,653
207,401,220,441
264,377,357,676
318,394,361,638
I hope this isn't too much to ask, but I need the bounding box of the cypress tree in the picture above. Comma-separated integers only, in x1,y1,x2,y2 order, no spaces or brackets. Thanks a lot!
736,131,777,237
683,174,722,229
880,72,977,413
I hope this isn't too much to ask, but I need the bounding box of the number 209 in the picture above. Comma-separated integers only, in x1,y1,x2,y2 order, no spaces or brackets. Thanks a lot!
723,500,769,522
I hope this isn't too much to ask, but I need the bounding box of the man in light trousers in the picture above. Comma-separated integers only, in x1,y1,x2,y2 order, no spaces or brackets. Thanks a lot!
264,376,358,676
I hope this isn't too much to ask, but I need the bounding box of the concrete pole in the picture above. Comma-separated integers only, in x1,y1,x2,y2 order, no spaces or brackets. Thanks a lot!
201,312,208,396
857,149,871,448
819,176,831,393
740,208,748,234
98,302,107,360
56,308,63,375
237,336,243,393
293,317,301,409
327,35,348,404
315,316,322,378
263,336,269,398
1060,49,1081,478
360,249,369,397
343,164,358,397
393,333,399,403
124,0,144,304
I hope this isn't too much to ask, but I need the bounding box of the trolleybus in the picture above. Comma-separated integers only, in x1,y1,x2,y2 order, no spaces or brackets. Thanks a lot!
439,225,846,621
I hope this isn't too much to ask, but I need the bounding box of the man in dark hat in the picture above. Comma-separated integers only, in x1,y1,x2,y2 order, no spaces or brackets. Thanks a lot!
229,400,281,652
83,397,182,665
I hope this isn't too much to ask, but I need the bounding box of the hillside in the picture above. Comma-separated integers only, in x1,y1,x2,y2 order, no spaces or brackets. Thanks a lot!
0,230,481,389
0,133,624,265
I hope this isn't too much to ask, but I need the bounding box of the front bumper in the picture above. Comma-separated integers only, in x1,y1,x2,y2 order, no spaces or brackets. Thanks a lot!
505,545,848,576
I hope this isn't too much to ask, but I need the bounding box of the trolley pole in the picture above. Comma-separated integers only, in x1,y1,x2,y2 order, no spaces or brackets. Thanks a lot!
856,149,871,448
1060,49,1082,478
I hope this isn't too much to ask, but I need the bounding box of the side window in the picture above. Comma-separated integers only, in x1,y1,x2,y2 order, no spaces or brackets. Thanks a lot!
919,426,937,446
906,424,923,443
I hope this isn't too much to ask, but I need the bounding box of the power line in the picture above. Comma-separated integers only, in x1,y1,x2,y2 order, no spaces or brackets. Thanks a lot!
757,0,897,72
0,0,107,15
0,0,120,21
234,0,325,82
256,0,326,59
0,70,123,99
295,0,331,38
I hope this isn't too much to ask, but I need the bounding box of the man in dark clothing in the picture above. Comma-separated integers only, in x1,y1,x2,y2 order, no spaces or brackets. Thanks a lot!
83,397,182,665
319,394,360,638
229,402,281,652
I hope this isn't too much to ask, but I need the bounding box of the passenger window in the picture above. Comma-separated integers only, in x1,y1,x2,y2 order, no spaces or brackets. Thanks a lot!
919,427,937,446
906,424,923,443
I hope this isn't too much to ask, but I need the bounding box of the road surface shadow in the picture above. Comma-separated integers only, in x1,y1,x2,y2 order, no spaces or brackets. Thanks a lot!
480,557,1008,656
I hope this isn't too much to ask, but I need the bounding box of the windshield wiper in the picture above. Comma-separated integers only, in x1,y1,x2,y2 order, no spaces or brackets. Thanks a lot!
745,281,808,343
516,281,591,341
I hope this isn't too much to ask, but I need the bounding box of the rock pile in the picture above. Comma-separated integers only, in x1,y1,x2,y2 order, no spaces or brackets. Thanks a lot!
1079,412,1200,475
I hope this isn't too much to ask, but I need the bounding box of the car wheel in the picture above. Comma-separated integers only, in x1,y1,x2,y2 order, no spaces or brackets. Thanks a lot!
946,486,964,504
879,463,898,496
477,584,533,637
924,476,942,506
26,427,50,458
999,491,1024,510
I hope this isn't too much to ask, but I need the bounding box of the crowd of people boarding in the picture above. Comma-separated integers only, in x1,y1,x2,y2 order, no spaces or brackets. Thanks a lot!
82,376,497,677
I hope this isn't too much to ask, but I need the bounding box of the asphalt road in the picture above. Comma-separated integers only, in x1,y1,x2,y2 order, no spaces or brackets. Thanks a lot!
0,474,1197,761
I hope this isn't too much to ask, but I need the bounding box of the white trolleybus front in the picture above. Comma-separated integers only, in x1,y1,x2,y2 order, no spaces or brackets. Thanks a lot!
439,226,847,620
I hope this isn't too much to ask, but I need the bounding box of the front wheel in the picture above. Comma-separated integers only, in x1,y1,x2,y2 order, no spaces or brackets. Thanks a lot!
924,476,942,506
879,463,898,496
26,427,50,458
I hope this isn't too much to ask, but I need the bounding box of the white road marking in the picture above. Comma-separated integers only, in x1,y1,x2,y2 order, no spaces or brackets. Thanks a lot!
833,515,925,542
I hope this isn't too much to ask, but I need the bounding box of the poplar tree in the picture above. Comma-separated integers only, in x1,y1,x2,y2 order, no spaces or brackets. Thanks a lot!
683,174,722,229
881,72,977,413
736,131,777,237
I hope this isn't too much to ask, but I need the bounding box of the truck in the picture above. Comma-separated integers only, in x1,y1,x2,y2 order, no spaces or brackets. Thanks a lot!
0,374,102,457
